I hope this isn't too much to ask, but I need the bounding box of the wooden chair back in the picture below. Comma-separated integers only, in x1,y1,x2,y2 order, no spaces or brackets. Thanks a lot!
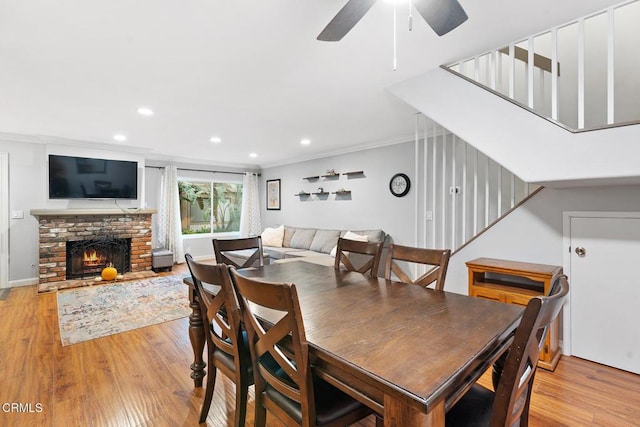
213,236,264,269
492,274,569,426
334,237,383,277
185,254,251,425
229,269,317,426
384,244,451,290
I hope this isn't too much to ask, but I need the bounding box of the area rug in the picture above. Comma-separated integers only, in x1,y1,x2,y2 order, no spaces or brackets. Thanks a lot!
57,275,191,346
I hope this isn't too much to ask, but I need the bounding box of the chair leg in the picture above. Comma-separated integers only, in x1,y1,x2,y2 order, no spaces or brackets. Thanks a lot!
375,414,384,427
254,391,267,427
199,364,218,424
234,375,250,427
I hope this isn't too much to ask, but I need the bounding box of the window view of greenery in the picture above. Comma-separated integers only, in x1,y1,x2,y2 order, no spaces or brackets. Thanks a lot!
178,180,243,235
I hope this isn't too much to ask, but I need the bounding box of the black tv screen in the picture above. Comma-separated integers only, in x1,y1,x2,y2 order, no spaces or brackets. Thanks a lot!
48,155,138,199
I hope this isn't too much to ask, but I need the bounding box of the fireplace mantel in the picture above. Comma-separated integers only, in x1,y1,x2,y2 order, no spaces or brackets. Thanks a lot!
31,208,157,217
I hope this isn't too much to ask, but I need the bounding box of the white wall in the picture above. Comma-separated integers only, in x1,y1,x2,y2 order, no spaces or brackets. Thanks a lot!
260,143,417,246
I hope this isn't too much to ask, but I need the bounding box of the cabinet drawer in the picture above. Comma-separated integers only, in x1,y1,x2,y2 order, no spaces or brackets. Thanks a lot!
471,287,504,302
506,292,533,307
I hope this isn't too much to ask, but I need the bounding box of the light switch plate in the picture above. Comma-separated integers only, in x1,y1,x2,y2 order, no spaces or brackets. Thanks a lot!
11,210,24,219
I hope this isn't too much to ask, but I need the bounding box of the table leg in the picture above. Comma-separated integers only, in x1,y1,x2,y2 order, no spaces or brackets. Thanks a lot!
188,286,206,387
383,395,445,427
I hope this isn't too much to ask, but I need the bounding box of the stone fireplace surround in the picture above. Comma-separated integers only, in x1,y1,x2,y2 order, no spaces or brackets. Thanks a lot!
31,209,157,284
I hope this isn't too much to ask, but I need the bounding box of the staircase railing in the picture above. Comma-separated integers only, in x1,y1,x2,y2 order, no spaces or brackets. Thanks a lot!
444,0,640,132
413,115,540,254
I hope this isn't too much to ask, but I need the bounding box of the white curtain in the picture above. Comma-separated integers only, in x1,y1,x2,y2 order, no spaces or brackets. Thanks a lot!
158,165,185,264
239,172,262,237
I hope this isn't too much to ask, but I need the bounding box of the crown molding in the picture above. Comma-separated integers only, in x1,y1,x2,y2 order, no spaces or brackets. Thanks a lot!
257,121,451,170
0,131,150,154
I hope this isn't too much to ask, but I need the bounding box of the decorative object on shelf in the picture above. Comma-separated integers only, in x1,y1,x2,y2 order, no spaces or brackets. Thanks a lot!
322,169,340,178
389,173,411,197
317,187,323,193
295,191,310,197
101,264,118,281
266,179,281,210
333,187,351,195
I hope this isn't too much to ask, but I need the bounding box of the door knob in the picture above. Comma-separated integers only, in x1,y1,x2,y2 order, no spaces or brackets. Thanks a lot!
575,246,586,257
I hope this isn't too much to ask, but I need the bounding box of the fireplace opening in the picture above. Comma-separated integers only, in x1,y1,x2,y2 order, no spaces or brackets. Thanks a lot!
66,237,131,280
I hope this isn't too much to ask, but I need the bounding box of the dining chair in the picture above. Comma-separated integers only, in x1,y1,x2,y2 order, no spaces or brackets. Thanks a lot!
384,244,451,290
333,237,383,277
184,254,252,426
229,268,375,427
213,236,265,269
445,274,570,426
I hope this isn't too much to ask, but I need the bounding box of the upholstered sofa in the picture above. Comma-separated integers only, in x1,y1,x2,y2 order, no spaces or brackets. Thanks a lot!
260,225,387,268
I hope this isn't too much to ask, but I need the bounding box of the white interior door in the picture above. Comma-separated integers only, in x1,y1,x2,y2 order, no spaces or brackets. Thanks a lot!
569,215,640,374
0,152,9,288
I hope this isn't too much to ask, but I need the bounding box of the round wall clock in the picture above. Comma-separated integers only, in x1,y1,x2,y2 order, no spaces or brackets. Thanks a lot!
389,173,411,197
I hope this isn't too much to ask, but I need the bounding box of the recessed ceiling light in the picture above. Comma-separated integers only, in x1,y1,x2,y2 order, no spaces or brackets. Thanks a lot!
113,134,127,142
210,136,222,143
300,139,311,145
137,107,154,116
249,153,258,158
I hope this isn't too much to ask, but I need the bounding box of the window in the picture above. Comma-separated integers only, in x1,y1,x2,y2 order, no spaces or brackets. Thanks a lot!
178,180,243,235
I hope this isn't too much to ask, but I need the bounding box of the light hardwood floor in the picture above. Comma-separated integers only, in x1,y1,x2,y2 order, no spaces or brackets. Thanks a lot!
1,266,639,426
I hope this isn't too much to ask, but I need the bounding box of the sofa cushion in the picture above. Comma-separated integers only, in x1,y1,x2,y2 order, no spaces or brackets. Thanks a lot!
283,226,297,247
264,247,307,260
290,228,317,250
342,229,385,243
343,231,369,242
261,225,284,247
309,229,341,254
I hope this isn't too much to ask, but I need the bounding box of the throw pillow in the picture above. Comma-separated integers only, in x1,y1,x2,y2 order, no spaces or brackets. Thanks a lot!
261,225,284,247
330,231,368,256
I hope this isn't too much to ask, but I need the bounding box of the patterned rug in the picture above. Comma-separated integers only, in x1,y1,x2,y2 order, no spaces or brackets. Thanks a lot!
57,275,191,346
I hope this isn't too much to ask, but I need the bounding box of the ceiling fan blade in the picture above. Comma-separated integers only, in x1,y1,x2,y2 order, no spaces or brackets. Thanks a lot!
413,0,468,36
317,0,377,42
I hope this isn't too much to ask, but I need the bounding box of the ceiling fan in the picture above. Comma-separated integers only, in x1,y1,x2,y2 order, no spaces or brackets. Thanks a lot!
317,0,468,41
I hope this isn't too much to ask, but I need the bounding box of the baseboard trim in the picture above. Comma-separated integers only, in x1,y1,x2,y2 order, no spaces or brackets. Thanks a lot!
9,277,39,288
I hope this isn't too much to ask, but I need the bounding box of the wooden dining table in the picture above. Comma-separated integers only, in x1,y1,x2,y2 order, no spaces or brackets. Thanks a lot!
183,260,524,426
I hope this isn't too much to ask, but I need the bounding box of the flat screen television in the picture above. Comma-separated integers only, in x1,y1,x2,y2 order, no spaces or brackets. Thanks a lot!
48,154,138,199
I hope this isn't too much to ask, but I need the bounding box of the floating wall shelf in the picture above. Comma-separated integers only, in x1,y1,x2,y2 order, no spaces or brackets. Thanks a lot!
321,173,340,179
295,192,310,197
303,176,319,181
332,190,351,195
342,171,364,176
313,191,330,195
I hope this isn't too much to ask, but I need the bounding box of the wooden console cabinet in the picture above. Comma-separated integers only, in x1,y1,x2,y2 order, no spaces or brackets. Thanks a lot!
466,257,563,371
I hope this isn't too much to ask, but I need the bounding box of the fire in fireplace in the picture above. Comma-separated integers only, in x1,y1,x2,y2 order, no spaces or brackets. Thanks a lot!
66,237,131,279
